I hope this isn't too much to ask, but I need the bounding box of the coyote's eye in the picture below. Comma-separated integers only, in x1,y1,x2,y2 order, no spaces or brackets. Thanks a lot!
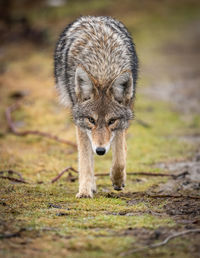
88,117,95,125
108,118,116,126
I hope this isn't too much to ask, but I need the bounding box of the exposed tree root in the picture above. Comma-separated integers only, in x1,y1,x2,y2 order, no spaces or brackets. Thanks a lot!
0,169,24,180
0,170,28,184
0,228,26,239
51,166,78,183
120,229,200,256
5,102,77,149
51,166,175,184
95,172,173,177
0,176,28,184
51,166,197,187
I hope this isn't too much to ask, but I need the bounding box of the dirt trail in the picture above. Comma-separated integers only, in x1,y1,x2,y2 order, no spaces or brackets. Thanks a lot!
137,19,200,255
142,18,200,194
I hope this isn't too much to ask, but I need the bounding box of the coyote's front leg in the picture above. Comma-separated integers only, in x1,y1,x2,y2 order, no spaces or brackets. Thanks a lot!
76,127,95,198
110,130,127,191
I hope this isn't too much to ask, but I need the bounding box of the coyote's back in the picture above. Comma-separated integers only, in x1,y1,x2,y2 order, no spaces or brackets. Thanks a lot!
54,16,138,107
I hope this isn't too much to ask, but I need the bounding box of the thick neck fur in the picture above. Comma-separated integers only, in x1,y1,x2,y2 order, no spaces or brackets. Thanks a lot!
54,16,138,107
68,17,132,86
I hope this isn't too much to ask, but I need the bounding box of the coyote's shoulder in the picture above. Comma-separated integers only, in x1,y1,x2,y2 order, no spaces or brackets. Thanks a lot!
54,16,138,107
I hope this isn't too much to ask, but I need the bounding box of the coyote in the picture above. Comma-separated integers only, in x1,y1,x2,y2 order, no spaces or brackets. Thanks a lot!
54,16,138,198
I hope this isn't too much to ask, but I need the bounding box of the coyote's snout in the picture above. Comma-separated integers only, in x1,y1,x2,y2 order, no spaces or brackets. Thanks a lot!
54,16,138,198
87,126,113,155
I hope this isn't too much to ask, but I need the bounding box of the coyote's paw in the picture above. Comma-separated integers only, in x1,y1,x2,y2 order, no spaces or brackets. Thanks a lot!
76,190,93,198
111,171,126,191
112,183,125,191
110,165,126,192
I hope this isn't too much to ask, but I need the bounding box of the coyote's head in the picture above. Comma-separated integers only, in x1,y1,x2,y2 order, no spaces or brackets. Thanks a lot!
72,66,134,155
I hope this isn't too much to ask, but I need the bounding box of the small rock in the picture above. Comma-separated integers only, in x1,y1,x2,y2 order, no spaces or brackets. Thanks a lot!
153,229,162,240
48,203,62,209
56,212,69,216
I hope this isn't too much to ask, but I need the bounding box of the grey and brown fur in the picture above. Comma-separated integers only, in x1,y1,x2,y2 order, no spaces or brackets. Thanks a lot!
54,16,138,198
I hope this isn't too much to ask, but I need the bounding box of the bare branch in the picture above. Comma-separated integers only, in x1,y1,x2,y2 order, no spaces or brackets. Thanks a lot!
0,176,28,184
0,169,24,180
51,167,174,184
95,172,173,177
5,102,77,149
0,228,26,239
0,170,29,184
51,166,78,183
120,229,200,256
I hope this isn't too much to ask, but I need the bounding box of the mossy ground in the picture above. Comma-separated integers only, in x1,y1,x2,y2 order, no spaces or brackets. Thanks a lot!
0,1,200,257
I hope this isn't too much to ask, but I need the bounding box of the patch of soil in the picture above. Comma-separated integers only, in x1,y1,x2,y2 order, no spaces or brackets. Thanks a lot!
119,227,200,257
149,151,200,227
155,152,200,196
164,198,200,225
120,227,180,245
106,151,200,228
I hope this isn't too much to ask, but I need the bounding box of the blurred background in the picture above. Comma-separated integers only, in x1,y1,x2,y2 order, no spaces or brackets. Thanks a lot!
1,0,200,168
1,0,200,113
0,1,200,257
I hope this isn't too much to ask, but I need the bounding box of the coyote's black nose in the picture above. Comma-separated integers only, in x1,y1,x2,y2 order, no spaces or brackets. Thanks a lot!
96,147,106,155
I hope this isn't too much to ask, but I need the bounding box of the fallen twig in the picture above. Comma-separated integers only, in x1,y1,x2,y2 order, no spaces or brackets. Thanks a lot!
51,166,176,184
0,176,28,184
66,172,78,182
5,102,77,149
120,229,200,256
0,170,28,184
0,169,24,180
95,172,173,177
0,228,26,239
51,167,78,183
51,167,174,183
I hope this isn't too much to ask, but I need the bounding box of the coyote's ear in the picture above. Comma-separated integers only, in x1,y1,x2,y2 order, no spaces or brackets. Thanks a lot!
75,66,93,101
111,72,133,104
